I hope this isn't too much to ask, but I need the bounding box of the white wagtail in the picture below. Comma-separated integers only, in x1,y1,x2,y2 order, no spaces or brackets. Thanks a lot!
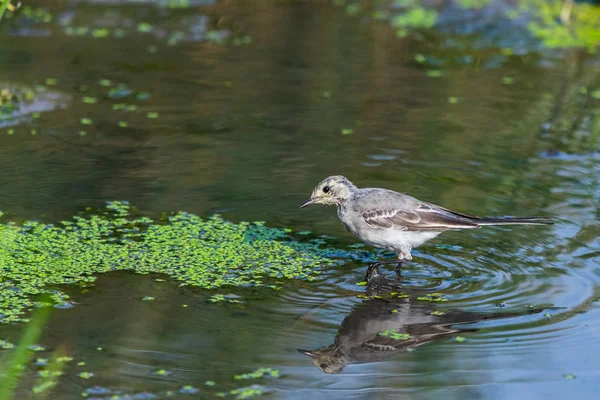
300,176,553,278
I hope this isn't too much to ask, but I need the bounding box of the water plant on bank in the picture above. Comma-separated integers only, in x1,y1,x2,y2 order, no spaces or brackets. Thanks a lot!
0,201,355,324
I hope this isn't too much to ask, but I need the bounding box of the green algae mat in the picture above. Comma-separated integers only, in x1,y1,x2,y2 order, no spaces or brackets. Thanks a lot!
0,201,352,324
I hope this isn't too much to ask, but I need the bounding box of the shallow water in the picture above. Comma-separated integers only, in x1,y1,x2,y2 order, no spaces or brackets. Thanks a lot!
1,1,600,399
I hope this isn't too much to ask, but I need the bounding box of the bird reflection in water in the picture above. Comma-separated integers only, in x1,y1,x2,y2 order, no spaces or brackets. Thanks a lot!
298,271,542,374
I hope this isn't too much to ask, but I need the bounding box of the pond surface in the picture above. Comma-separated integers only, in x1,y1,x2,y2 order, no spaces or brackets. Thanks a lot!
1,1,600,399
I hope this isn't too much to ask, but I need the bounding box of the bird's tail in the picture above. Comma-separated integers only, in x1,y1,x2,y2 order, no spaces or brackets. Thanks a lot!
477,216,554,226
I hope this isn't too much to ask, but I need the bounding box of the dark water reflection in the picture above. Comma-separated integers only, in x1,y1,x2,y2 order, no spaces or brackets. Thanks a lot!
1,0,600,399
298,275,544,374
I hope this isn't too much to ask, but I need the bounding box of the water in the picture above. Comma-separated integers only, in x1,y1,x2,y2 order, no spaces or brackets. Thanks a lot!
1,1,600,399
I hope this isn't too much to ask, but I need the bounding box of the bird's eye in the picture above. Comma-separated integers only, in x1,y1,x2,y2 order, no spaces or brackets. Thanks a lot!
320,363,327,369
323,186,330,193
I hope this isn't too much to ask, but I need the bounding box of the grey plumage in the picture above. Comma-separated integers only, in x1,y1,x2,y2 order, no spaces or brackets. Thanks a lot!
301,175,553,266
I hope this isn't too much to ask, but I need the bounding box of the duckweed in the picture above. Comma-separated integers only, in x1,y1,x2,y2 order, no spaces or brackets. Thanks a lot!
233,368,280,380
217,384,266,399
180,385,199,394
378,330,411,340
32,380,57,394
0,201,342,323
417,293,448,302
153,369,171,376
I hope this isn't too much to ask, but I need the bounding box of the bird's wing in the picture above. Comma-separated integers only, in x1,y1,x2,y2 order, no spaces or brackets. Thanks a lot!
362,201,481,231
361,332,418,351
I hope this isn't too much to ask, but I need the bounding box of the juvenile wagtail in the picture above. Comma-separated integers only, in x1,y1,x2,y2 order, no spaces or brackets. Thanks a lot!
300,176,553,278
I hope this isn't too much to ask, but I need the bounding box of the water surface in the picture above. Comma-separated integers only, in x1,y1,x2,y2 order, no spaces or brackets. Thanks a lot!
1,1,599,399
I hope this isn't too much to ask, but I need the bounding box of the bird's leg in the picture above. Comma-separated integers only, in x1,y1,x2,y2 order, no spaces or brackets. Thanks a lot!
365,262,383,282
394,249,411,278
365,260,400,281
395,261,403,278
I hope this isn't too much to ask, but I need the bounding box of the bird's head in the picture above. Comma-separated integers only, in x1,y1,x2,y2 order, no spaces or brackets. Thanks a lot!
297,347,348,374
300,175,357,208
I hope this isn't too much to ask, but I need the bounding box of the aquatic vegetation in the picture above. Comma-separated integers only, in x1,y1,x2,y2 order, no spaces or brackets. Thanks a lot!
0,201,345,324
77,372,94,379
209,294,242,303
82,97,97,104
179,385,199,394
457,0,490,9
426,70,443,78
378,330,412,340
0,85,63,128
391,8,438,30
233,368,280,380
521,0,600,51
217,385,267,399
417,293,448,302
32,355,71,396
153,369,171,376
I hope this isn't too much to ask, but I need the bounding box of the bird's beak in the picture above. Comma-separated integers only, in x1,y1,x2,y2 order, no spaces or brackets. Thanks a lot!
299,198,315,208
297,348,316,357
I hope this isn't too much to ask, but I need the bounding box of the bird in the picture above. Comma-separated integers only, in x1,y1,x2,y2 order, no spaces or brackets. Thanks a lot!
300,175,553,279
297,288,542,374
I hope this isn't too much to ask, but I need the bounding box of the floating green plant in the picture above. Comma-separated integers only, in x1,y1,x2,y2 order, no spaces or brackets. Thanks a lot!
153,369,171,376
77,372,93,379
523,0,600,51
0,201,344,324
234,368,280,380
378,330,412,340
417,293,448,302
217,384,266,399
179,385,199,394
